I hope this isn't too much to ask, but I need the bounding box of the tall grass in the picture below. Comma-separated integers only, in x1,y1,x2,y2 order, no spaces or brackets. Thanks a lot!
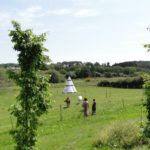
93,122,149,149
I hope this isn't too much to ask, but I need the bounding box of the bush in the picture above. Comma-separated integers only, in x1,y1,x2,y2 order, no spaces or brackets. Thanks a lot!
0,67,15,87
85,77,91,82
104,72,112,78
65,71,76,79
93,122,149,149
97,77,143,89
49,70,65,83
97,80,110,87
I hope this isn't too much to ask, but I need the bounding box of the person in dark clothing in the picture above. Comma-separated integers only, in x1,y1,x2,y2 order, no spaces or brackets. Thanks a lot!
82,98,89,117
64,97,71,108
92,99,96,115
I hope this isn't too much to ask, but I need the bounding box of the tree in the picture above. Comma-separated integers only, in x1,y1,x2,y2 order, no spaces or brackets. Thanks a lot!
143,43,150,137
9,21,50,150
143,74,150,137
49,70,65,83
78,67,92,78
49,70,59,83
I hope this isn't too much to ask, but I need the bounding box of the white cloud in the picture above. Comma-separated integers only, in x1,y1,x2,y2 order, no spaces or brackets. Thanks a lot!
98,0,121,3
48,8,72,15
26,6,42,13
71,25,100,32
74,9,100,17
17,6,44,23
0,11,11,21
118,9,129,15
0,11,11,28
47,8,101,18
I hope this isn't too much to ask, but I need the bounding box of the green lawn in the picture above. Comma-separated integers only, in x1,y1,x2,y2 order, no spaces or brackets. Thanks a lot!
0,81,148,150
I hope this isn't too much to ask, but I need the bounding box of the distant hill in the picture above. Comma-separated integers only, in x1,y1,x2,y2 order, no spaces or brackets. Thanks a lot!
1,61,150,69
1,61,150,81
0,63,19,69
113,61,150,70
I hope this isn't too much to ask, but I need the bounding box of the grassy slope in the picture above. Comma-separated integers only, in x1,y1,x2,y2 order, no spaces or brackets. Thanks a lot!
0,80,148,150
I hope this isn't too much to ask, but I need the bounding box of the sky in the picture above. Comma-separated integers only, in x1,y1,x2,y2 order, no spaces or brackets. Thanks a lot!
1,0,150,65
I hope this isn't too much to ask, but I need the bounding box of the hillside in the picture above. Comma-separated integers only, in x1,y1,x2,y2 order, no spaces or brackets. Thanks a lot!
113,61,150,70
1,61,150,84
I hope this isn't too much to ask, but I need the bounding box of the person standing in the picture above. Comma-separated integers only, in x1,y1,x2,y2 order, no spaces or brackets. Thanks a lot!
64,97,71,108
82,98,89,117
92,99,96,115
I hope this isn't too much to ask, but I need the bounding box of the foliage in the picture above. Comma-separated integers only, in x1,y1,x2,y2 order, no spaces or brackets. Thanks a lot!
49,70,65,83
85,77,91,82
2,60,150,79
78,67,92,78
8,21,50,150
65,71,76,79
143,74,150,138
47,61,148,79
114,61,150,70
143,41,150,138
0,67,14,87
104,72,112,78
0,63,19,68
93,122,149,149
97,76,144,88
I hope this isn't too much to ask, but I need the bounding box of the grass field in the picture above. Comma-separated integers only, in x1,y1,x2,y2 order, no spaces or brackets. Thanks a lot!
0,80,149,150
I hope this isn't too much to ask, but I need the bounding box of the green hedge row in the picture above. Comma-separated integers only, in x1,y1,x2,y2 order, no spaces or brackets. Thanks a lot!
97,77,143,88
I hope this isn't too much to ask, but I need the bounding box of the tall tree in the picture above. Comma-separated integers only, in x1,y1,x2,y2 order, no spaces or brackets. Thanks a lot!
9,21,50,150
143,43,150,137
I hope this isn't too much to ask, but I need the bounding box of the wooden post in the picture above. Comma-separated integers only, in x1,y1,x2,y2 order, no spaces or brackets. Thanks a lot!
109,88,111,97
10,115,14,129
140,98,144,127
121,98,125,109
105,88,107,98
60,104,62,121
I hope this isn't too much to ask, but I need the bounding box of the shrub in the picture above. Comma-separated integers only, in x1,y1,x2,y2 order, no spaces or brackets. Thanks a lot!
97,80,110,87
65,71,76,79
97,77,143,89
0,67,15,87
85,77,91,82
49,70,65,83
104,72,112,78
93,122,149,149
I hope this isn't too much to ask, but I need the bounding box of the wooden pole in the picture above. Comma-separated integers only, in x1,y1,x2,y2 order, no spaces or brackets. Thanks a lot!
109,88,111,97
60,104,62,121
106,88,107,98
140,99,144,127
10,115,14,129
121,98,125,109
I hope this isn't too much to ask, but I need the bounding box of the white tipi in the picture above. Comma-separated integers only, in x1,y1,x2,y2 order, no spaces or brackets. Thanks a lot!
63,76,77,93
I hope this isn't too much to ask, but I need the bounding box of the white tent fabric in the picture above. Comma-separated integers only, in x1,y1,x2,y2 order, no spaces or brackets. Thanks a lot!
63,77,77,93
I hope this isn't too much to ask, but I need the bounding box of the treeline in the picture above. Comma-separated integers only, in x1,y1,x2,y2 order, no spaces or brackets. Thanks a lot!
0,67,15,87
114,61,150,70
1,61,150,83
97,77,144,88
48,61,150,82
0,63,19,68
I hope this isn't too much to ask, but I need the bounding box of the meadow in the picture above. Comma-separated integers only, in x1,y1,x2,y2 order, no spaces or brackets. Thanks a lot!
0,79,149,150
